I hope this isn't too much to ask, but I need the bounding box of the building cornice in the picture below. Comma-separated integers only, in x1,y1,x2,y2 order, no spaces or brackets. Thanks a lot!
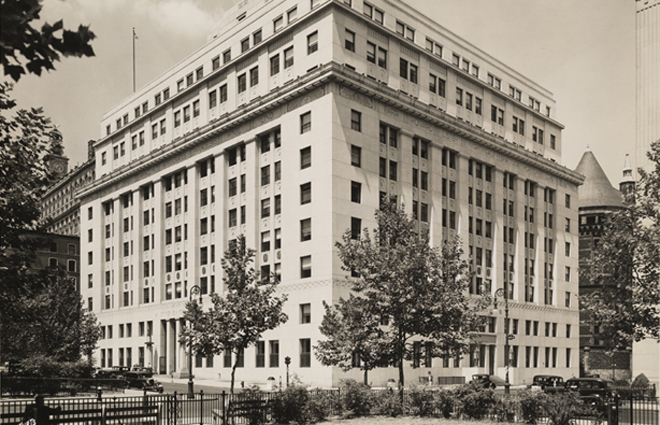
79,61,584,202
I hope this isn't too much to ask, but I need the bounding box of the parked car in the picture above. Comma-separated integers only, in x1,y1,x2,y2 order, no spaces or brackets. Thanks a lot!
529,375,565,393
95,366,130,379
130,366,154,378
471,374,505,389
124,372,164,393
565,378,618,400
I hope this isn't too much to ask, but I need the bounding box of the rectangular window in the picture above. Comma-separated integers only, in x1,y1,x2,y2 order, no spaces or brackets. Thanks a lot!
261,165,270,186
284,47,294,69
250,66,259,87
307,31,318,54
300,303,311,324
301,218,311,241
300,146,311,169
300,256,312,278
456,88,463,106
351,217,361,240
261,231,271,252
237,73,246,93
345,29,355,52
300,182,311,204
229,209,237,228
270,54,280,76
350,110,361,131
261,199,270,218
351,145,361,167
300,111,311,133
351,181,361,203
300,338,311,367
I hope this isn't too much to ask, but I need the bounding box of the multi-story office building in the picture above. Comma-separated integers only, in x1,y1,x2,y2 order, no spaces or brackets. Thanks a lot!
41,141,96,237
635,0,660,174
79,0,583,387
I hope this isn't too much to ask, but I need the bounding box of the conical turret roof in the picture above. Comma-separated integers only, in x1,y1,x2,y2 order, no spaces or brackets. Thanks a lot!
574,148,624,209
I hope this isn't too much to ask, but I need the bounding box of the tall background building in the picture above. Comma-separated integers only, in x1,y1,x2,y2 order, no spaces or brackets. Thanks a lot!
635,0,660,174
79,0,584,387
634,0,660,387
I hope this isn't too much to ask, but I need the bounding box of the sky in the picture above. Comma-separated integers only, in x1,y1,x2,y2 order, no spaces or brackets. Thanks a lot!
10,0,636,187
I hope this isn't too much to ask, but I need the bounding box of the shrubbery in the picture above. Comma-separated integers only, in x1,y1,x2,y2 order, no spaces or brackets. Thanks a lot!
338,379,373,418
453,381,496,419
404,385,436,417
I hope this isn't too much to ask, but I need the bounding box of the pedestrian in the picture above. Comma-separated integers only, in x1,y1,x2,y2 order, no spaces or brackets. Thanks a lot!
21,395,61,425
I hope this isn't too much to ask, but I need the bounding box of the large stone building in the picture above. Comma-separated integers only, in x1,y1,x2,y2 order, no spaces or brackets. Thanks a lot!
79,0,584,387
41,141,96,237
575,149,630,381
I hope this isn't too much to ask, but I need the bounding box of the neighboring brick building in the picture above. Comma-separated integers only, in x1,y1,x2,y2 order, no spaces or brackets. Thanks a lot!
575,148,631,381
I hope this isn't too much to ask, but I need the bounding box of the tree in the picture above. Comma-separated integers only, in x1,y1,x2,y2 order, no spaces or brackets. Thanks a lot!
315,295,391,385
1,0,95,82
182,235,288,394
1,265,102,369
581,141,660,349
332,198,489,400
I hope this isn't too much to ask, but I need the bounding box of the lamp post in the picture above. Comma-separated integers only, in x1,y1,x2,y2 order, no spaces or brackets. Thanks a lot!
493,287,511,394
187,285,202,397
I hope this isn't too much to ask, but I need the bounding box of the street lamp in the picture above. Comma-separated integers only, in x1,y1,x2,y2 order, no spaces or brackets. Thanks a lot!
493,287,512,394
188,285,202,397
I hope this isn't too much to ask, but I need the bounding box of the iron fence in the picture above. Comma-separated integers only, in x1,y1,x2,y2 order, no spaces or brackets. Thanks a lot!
1,377,127,398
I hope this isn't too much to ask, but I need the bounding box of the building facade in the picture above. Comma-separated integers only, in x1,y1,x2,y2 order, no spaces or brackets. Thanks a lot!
635,0,660,174
41,141,96,237
79,0,583,387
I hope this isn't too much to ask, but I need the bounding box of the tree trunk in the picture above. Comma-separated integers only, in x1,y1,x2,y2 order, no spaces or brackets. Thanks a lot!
398,342,405,404
363,368,368,386
231,355,239,395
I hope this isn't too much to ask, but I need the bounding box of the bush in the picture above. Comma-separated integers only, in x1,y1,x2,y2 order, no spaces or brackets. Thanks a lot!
517,389,549,424
433,389,455,419
271,384,310,424
305,390,337,423
338,379,373,418
453,382,496,419
404,385,436,417
544,391,594,425
372,389,403,417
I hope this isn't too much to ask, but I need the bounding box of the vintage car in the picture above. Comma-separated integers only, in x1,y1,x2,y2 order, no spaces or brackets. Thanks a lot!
565,378,618,400
471,374,506,389
528,375,565,393
124,372,164,393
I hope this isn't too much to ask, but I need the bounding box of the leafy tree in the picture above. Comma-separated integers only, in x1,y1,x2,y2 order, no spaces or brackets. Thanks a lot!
1,0,95,81
182,235,288,394
315,295,390,385
1,265,102,367
333,198,488,400
581,140,660,348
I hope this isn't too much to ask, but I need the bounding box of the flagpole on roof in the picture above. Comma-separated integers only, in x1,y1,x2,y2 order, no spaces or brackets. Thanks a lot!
132,27,137,93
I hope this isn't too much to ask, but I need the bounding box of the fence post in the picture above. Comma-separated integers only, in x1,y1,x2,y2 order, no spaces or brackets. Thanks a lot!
630,391,634,425
221,391,226,425
199,390,203,425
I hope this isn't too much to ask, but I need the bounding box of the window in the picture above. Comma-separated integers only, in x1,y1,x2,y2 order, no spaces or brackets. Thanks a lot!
351,145,362,167
395,21,415,41
212,56,220,70
366,42,376,63
301,218,311,241
300,146,311,169
565,242,571,257
300,338,311,367
300,111,311,133
456,88,463,106
261,165,270,186
551,134,556,149
300,303,311,324
274,15,284,32
250,66,259,87
487,73,501,89
377,46,387,68
565,194,571,208
253,29,262,45
300,256,312,278
220,84,227,103
287,6,297,22
261,199,270,218
350,110,361,131
237,73,246,93
261,231,271,252
241,37,249,53
345,29,355,52
351,181,361,203
351,217,361,240
565,267,571,282
307,31,318,55
270,54,280,76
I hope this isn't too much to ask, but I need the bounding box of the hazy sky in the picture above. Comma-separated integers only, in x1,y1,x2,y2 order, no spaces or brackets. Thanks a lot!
11,0,635,187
